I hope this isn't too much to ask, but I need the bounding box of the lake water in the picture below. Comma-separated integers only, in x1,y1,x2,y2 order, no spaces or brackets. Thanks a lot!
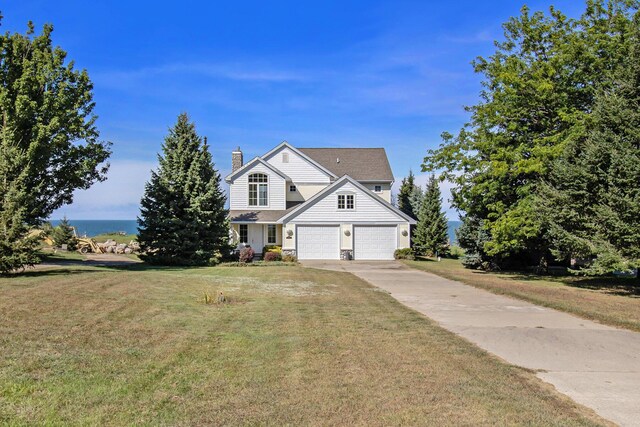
49,219,463,241
50,219,138,237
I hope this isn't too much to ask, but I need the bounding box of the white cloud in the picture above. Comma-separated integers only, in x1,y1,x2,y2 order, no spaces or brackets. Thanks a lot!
51,159,157,220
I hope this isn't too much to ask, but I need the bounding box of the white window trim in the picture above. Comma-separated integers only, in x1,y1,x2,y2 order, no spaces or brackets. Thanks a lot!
266,224,277,244
248,173,269,207
239,224,248,244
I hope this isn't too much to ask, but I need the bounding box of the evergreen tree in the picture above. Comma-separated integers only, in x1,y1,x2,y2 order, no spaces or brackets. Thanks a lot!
397,170,417,219
138,113,230,266
409,184,424,218
413,175,449,256
0,18,111,225
0,142,39,274
52,216,77,250
541,13,640,275
422,1,637,268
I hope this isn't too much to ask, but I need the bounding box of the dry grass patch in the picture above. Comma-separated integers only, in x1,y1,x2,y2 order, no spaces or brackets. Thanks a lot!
405,258,640,332
0,264,606,425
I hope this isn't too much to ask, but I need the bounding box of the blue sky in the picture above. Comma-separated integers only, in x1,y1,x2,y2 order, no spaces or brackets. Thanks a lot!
4,0,584,219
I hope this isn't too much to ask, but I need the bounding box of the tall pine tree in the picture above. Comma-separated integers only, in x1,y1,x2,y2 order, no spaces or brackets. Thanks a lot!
397,170,417,219
413,175,449,256
0,142,39,274
541,13,640,275
138,113,229,266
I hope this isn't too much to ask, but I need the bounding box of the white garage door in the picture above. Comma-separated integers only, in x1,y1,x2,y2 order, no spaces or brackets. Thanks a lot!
354,225,397,260
297,225,340,260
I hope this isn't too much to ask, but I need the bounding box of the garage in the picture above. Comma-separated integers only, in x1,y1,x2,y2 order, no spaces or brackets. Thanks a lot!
296,225,340,260
353,225,397,260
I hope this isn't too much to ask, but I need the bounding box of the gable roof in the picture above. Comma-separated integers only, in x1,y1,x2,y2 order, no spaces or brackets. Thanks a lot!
262,141,338,179
298,148,394,182
278,175,416,224
224,157,291,183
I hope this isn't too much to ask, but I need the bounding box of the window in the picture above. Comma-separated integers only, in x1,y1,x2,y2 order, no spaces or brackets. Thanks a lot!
338,194,354,210
289,185,297,192
248,173,268,206
239,224,248,244
267,224,277,244
374,185,382,193
282,152,289,163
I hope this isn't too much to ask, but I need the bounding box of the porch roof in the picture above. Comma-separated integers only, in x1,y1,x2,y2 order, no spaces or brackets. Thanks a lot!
229,202,303,223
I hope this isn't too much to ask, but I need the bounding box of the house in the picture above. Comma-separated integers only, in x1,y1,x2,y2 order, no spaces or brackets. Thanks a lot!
225,141,416,260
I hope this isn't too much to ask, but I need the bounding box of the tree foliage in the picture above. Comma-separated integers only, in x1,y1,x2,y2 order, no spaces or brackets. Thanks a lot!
540,12,640,275
413,175,449,256
0,17,111,224
422,1,638,269
138,113,230,266
0,141,39,274
52,216,77,250
397,170,417,219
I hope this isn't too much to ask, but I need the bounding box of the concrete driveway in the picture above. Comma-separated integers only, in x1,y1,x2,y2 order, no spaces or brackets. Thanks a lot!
302,260,640,427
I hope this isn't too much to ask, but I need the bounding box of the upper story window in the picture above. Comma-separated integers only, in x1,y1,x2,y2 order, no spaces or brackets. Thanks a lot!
289,185,297,192
374,185,382,193
248,173,268,206
337,194,355,210
282,152,289,163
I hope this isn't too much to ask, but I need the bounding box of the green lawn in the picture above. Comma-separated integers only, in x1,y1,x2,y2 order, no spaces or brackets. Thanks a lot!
405,258,640,332
91,233,137,244
0,265,605,425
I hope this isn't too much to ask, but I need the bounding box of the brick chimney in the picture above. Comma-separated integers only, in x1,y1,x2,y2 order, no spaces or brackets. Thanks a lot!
232,146,243,172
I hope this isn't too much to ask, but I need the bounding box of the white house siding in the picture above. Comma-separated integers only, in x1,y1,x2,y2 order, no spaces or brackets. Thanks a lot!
362,183,392,203
229,162,286,210
288,181,404,223
287,184,327,203
265,146,331,184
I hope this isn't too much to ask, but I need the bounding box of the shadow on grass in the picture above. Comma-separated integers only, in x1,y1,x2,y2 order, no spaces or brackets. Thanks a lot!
488,269,639,298
412,256,639,298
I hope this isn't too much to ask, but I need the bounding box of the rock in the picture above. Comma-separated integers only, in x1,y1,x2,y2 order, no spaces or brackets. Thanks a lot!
124,248,132,254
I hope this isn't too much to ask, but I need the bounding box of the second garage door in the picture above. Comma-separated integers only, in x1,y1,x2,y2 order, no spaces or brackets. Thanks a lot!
354,225,397,260
297,225,340,260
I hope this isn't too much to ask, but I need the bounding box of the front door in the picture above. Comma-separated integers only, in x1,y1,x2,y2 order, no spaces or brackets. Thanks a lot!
248,224,264,254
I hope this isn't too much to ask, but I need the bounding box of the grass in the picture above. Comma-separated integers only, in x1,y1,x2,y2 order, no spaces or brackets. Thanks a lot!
90,233,137,244
404,257,640,332
0,264,606,426
37,247,86,262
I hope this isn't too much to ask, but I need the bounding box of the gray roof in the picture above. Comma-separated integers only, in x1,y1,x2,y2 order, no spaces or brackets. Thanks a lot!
298,148,394,182
229,202,303,223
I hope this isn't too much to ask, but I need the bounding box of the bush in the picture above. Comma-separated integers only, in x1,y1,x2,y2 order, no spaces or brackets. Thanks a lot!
239,247,255,263
448,245,465,259
264,251,281,262
394,248,415,260
262,245,282,257
282,254,297,263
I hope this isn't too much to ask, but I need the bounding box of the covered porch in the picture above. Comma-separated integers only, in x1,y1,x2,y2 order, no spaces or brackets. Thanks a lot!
230,223,283,254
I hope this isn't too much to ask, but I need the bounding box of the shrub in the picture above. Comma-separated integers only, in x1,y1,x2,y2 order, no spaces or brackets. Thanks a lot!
264,251,281,262
282,254,297,263
239,247,255,263
448,245,465,259
394,248,415,260
262,245,282,257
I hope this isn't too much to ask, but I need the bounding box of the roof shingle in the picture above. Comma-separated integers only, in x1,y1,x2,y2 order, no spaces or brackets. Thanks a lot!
298,148,394,182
